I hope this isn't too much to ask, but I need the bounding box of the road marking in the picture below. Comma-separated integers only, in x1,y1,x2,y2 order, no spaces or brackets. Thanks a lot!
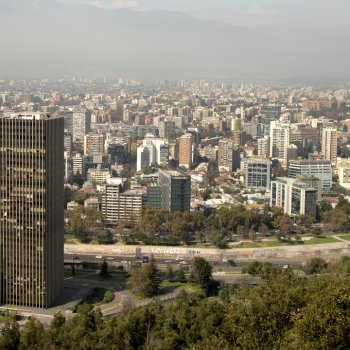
101,292,125,315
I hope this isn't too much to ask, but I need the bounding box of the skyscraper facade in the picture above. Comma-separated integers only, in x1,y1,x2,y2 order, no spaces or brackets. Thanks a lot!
0,113,64,308
158,169,191,212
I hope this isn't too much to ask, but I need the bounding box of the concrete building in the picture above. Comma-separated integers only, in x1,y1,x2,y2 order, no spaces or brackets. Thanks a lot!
218,138,234,171
179,133,193,168
0,113,64,308
200,145,218,161
84,132,105,156
271,177,317,219
158,169,191,212
142,135,169,165
321,127,337,164
101,178,144,225
136,146,150,171
241,158,272,190
261,106,281,136
70,110,91,142
159,120,175,138
270,120,290,163
286,144,298,167
257,136,270,157
84,197,100,210
87,168,111,184
336,158,350,189
288,159,332,192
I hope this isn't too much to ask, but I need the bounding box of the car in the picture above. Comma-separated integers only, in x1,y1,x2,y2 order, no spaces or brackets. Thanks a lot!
179,261,188,265
95,255,103,259
283,264,290,269
107,257,114,260
121,260,128,264
165,260,172,263
175,256,181,260
222,258,228,263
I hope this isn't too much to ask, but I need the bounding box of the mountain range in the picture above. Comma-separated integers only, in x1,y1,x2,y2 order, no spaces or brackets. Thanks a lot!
0,0,348,82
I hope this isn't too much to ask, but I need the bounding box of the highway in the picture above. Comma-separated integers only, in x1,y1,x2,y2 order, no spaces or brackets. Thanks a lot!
64,253,303,270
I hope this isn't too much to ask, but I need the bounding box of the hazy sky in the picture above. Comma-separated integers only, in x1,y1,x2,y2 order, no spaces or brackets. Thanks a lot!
0,0,349,81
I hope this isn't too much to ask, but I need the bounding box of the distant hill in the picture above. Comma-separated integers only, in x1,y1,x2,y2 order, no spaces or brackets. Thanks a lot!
0,0,348,82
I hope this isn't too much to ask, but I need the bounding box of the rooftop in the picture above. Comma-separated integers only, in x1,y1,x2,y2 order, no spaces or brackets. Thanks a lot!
2,113,59,120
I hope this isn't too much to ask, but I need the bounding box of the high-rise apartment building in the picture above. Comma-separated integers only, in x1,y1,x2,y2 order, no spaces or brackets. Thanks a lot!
101,178,144,225
158,169,191,212
179,133,193,168
159,120,175,138
218,138,234,171
62,110,91,142
269,120,290,163
321,127,337,164
0,113,64,308
257,136,270,157
142,135,169,165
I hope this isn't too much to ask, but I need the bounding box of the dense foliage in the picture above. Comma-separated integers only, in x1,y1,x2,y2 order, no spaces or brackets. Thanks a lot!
3,259,350,349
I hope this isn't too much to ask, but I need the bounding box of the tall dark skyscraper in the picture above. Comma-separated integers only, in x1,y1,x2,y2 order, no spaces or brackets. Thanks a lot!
0,114,64,308
158,169,191,212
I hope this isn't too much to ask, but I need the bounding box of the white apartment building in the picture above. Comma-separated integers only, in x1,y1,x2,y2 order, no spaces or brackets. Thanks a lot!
101,178,144,225
321,127,337,165
271,177,317,219
87,168,111,184
269,120,290,163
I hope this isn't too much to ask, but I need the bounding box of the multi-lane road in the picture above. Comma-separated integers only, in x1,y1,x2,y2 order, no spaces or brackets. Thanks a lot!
64,253,303,270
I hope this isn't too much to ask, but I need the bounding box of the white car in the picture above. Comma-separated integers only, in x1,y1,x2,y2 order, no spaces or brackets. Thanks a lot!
95,255,103,259
222,258,228,263
165,260,172,263
175,256,181,260
121,260,128,264
179,261,188,265
107,257,114,260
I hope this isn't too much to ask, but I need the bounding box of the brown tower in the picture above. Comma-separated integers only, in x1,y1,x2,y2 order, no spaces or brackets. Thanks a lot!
0,114,64,308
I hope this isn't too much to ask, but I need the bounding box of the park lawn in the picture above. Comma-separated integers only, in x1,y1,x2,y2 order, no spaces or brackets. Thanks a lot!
303,237,340,245
69,272,125,283
242,240,300,248
0,314,13,323
335,233,350,241
160,281,201,292
64,239,77,245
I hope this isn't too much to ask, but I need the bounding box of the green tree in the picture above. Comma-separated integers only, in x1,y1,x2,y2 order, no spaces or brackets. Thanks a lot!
166,265,175,281
102,290,114,304
304,257,328,275
99,259,109,278
97,230,114,244
73,171,84,187
242,261,276,279
128,257,160,297
19,317,44,350
176,266,187,282
282,275,350,350
0,318,20,349
192,257,212,294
